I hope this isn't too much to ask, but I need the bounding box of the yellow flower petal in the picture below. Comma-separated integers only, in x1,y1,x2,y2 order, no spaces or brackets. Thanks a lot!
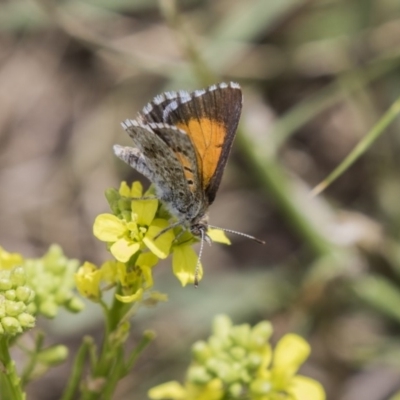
119,181,132,197
74,262,101,300
115,261,128,285
148,381,187,399
130,181,143,198
273,334,310,371
0,246,24,270
272,334,310,389
207,228,231,245
93,214,127,242
115,288,143,303
136,253,159,268
143,219,174,259
172,244,203,287
110,238,140,262
140,265,154,288
187,379,224,400
99,260,121,284
289,376,326,400
132,199,158,226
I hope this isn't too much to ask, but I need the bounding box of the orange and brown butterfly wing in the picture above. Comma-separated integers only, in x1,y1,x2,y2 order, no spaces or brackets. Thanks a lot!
138,82,242,205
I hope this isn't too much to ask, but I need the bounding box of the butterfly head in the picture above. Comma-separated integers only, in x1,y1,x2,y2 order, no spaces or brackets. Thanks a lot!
189,214,212,245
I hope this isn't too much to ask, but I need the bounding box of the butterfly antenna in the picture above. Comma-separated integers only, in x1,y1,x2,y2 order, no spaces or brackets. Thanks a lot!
208,225,265,244
194,229,206,288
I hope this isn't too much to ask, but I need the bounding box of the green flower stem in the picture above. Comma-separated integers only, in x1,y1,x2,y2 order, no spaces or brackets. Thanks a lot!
61,337,92,400
101,331,155,399
0,337,26,400
107,291,133,332
101,347,124,400
311,95,400,196
125,330,155,373
20,332,44,385
81,291,134,400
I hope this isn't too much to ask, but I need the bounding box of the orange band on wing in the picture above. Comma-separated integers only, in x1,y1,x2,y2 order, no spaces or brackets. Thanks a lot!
176,118,227,188
174,152,197,191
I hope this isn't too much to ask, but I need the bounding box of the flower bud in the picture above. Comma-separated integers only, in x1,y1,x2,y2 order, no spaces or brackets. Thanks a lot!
37,345,68,365
10,267,26,286
249,321,273,349
187,365,211,384
192,341,211,363
16,286,33,302
246,352,263,370
250,379,272,395
208,336,228,354
230,324,250,347
212,314,232,338
0,278,12,291
2,316,22,335
18,313,35,329
5,290,16,300
66,297,85,313
228,383,243,398
105,188,120,213
5,300,25,316
230,346,246,361
39,301,58,318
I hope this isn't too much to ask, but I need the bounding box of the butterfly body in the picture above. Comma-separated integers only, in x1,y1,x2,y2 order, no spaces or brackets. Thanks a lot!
114,82,242,240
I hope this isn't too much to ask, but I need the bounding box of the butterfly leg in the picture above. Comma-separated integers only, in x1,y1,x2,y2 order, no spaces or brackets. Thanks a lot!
154,219,185,240
172,228,188,243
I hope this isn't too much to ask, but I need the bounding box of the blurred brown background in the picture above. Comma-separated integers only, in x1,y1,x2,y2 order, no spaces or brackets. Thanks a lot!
2,0,400,399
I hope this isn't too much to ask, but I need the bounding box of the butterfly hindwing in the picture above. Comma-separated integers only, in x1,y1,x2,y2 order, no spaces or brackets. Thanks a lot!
147,122,202,198
117,120,192,209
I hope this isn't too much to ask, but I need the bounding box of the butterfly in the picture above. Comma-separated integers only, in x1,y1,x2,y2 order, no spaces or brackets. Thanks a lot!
114,82,263,284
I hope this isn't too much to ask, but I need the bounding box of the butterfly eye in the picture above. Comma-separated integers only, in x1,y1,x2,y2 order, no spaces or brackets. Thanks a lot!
187,179,194,185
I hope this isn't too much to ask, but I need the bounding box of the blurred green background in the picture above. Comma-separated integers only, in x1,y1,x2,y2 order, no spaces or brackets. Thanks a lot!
2,0,400,399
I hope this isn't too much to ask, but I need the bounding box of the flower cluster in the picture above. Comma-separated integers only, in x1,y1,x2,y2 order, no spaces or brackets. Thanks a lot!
75,182,229,303
25,245,84,318
148,315,325,400
0,247,35,336
0,244,85,336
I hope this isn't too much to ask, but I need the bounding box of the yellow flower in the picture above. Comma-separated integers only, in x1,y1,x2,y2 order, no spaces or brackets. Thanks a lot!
270,334,325,400
91,182,232,289
74,262,102,300
94,182,174,264
76,253,164,304
0,246,24,270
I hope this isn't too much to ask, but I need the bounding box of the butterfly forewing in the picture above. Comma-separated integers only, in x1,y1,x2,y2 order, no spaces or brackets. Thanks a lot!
139,82,242,205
